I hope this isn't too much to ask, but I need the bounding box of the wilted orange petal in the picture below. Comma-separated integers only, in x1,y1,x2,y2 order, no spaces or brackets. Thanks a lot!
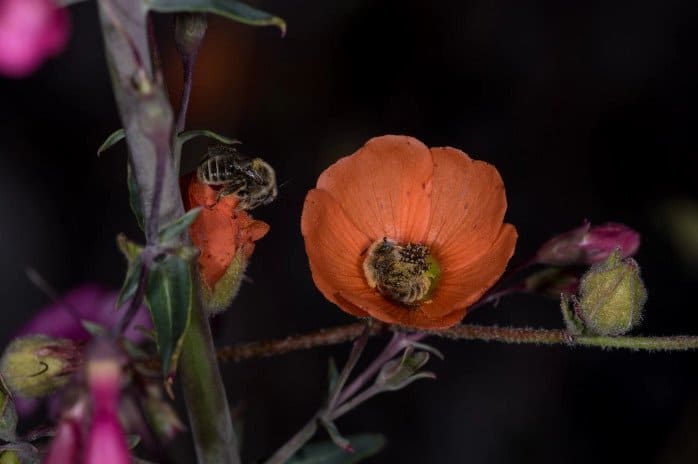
301,189,373,317
338,289,466,330
425,224,518,318
317,135,433,243
425,147,508,265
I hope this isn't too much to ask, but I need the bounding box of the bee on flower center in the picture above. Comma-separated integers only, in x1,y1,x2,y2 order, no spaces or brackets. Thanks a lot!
196,145,278,210
362,238,437,307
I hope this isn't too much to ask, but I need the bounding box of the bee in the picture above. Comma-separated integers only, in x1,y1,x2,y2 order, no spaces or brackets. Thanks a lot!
363,238,432,307
197,145,277,210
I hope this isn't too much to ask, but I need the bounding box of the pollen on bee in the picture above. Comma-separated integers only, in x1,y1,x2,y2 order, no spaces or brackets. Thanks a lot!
362,238,438,307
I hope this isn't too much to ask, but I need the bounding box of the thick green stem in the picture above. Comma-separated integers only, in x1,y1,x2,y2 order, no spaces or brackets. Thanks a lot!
180,295,241,464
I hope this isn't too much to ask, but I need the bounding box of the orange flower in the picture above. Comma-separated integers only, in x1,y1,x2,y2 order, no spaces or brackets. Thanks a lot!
301,135,517,329
182,173,269,296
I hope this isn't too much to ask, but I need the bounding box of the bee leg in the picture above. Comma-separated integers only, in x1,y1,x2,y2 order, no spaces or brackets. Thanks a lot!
215,179,247,204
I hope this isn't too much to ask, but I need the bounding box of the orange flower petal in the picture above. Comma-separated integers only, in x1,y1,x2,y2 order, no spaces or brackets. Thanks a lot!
317,135,433,243
338,289,466,330
186,176,269,289
425,147,508,265
426,224,518,318
301,189,373,317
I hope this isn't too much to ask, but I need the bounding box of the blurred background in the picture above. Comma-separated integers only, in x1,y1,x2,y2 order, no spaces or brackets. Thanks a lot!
1,0,698,462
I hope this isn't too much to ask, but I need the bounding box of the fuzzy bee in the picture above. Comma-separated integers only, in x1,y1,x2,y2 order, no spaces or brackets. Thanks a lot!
363,238,432,307
196,145,277,211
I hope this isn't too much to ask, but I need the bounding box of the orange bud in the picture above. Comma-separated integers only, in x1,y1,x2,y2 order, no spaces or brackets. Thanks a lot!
181,173,270,311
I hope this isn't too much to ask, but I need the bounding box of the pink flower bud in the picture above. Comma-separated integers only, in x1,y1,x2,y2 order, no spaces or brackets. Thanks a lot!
537,222,640,266
580,222,641,264
83,342,130,464
0,0,69,77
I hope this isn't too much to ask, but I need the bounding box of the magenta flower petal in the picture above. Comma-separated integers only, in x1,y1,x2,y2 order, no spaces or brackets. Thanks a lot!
17,284,151,343
0,0,70,77
84,344,130,464
44,417,81,464
537,222,640,266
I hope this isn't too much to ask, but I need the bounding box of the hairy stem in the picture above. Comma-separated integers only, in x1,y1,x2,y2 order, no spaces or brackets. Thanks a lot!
213,323,698,363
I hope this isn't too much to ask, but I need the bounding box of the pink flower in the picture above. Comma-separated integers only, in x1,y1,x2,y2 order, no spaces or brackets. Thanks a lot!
18,284,151,343
44,403,84,464
82,342,130,464
14,284,150,417
537,221,640,266
0,0,69,77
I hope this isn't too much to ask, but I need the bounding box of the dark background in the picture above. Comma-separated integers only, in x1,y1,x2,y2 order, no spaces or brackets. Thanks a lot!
2,0,698,462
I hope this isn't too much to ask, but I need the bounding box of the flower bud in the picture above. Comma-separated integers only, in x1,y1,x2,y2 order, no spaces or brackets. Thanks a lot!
174,13,207,57
537,222,640,266
0,336,82,398
576,250,647,335
0,451,20,464
83,341,129,464
182,173,270,313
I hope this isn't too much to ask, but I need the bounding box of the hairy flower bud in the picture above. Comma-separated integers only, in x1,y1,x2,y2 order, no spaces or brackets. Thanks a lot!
576,250,648,335
83,340,129,464
537,222,640,266
174,13,207,57
0,451,19,464
0,336,81,398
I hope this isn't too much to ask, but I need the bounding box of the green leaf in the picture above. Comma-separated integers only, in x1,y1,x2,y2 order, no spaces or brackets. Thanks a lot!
0,387,17,442
81,320,107,337
127,434,141,450
177,130,240,146
374,347,435,392
159,208,202,244
288,434,386,464
97,129,126,156
145,255,193,377
127,161,145,231
116,234,144,308
146,0,286,35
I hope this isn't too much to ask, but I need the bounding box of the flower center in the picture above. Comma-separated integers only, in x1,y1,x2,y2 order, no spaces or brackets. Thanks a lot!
362,238,440,307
